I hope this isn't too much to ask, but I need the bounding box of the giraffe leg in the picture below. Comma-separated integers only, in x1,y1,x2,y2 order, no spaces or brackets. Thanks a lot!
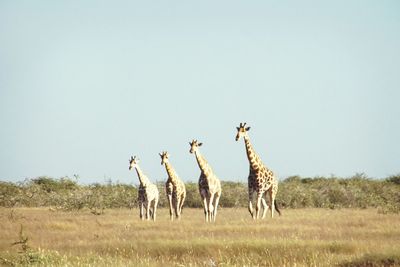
149,201,154,220
146,201,151,220
248,189,255,219
167,194,173,221
213,192,221,222
175,196,181,219
179,192,186,215
176,196,182,220
208,193,215,222
274,199,282,216
255,192,263,220
201,194,209,222
262,191,272,219
139,201,144,220
261,197,269,219
172,196,177,219
270,187,277,219
152,198,158,222
148,201,154,219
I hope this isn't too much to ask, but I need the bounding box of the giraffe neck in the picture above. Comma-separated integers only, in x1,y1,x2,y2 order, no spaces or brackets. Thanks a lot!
164,162,178,183
134,165,150,186
244,136,263,169
194,151,212,177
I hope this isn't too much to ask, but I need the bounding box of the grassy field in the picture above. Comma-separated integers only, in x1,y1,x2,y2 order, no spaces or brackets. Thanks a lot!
0,208,399,266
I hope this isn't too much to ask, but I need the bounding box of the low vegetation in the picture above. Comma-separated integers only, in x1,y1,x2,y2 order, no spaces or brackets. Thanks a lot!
1,174,399,212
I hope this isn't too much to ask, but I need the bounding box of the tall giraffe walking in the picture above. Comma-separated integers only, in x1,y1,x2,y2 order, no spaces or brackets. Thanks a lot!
160,151,186,220
189,140,222,222
129,156,159,221
235,123,281,219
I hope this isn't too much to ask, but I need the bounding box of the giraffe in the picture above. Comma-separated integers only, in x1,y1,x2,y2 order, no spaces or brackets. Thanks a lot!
159,151,186,221
129,156,159,221
189,139,222,222
235,123,281,219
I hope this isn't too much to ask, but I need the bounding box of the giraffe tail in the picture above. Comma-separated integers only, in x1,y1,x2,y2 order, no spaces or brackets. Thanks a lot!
274,199,281,216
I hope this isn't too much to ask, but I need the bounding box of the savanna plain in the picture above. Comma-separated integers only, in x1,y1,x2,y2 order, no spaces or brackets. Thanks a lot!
1,207,400,267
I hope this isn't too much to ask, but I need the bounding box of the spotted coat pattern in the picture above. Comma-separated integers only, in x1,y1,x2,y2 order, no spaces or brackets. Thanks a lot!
190,140,222,223
132,164,159,221
236,124,280,219
164,161,186,220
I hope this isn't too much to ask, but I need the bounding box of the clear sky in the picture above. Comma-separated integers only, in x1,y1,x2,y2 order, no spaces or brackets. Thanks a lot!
1,1,399,184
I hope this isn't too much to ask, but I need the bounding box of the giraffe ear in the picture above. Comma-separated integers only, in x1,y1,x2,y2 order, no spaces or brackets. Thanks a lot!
245,127,251,131
198,142,203,146
236,127,240,131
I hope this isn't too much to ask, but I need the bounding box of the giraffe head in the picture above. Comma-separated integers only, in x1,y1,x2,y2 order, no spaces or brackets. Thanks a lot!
129,156,139,170
189,139,203,154
159,151,170,165
235,122,251,141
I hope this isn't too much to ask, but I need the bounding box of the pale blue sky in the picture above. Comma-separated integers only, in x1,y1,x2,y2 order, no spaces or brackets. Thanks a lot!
1,1,399,184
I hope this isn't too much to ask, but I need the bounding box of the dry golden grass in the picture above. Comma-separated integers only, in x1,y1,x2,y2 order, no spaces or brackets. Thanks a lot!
0,207,399,266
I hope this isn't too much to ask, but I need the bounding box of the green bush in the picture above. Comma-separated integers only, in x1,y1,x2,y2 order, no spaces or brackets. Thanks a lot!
0,181,21,207
0,175,399,212
184,183,203,208
386,174,400,185
220,182,247,208
32,176,78,192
